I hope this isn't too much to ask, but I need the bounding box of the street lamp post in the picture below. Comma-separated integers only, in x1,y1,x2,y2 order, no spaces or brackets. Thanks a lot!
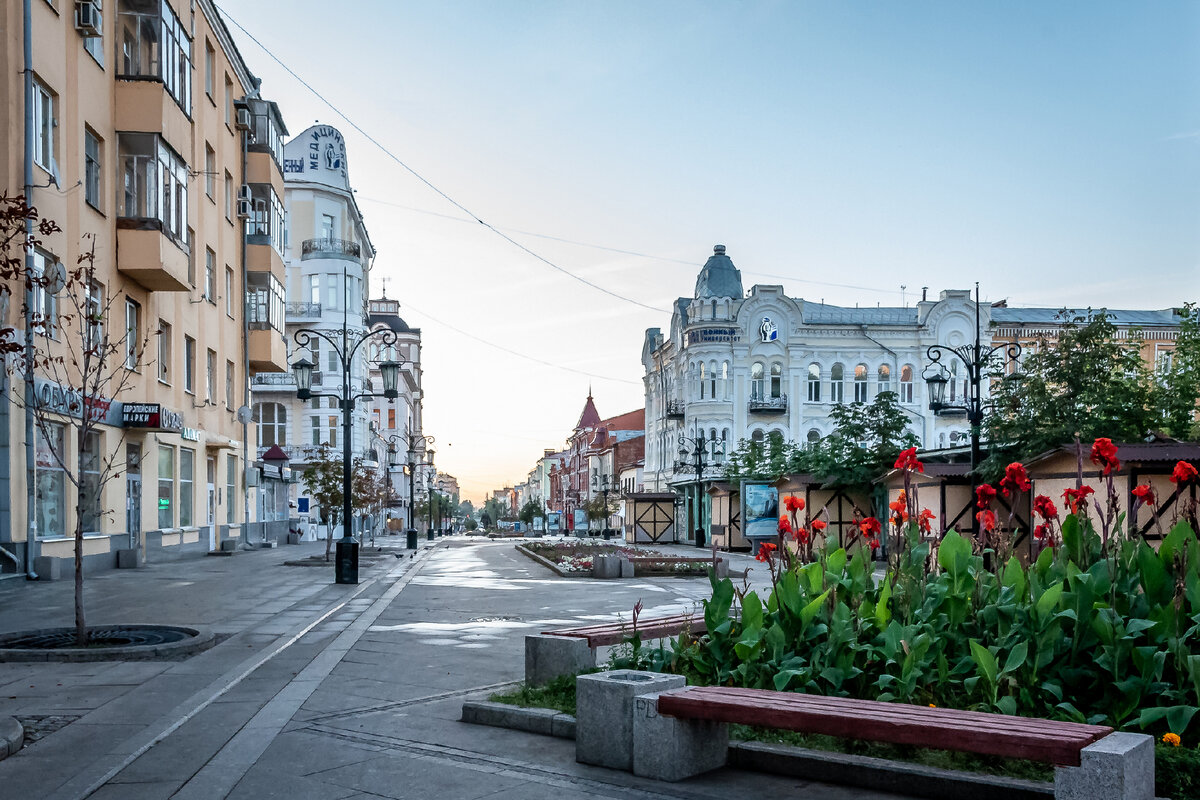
923,282,1022,495
677,433,724,548
591,473,615,535
385,432,434,550
291,328,401,586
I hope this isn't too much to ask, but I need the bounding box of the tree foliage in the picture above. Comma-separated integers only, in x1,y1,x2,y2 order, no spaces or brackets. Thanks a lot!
1153,303,1200,441
518,499,545,526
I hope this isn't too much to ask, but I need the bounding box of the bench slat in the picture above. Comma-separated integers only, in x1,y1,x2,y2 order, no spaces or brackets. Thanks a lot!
657,686,1112,766
543,614,705,647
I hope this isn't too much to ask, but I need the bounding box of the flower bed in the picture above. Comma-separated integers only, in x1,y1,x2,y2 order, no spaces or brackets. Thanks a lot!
519,541,711,576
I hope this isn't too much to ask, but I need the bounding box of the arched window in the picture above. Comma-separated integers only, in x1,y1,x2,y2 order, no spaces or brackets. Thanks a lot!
751,362,764,399
807,363,821,402
878,364,891,396
698,363,706,400
767,430,785,456
807,428,821,449
854,364,868,402
948,361,959,402
751,429,765,444
254,402,286,448
900,365,914,403
722,361,730,399
770,364,782,398
710,299,717,319
830,363,845,403
709,361,717,399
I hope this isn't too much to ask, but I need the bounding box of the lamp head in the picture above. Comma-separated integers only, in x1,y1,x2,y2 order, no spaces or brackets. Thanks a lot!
291,358,315,400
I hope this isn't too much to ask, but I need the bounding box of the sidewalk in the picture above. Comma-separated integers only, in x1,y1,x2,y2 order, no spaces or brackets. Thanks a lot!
0,537,913,799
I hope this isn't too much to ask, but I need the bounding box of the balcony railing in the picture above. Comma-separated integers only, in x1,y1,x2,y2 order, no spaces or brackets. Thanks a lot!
251,371,322,388
285,302,322,320
301,237,361,261
748,394,788,414
665,400,685,419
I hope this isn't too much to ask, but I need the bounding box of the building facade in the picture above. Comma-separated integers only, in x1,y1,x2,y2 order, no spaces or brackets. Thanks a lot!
0,0,290,574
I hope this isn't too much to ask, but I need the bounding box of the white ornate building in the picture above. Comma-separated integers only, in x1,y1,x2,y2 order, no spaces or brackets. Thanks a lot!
642,245,984,539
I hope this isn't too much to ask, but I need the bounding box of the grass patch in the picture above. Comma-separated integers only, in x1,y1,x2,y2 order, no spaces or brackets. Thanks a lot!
488,671,594,716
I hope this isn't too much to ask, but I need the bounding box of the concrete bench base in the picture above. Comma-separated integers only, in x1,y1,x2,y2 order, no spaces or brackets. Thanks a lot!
576,670,685,771
524,634,593,686
1054,732,1154,800
633,691,727,781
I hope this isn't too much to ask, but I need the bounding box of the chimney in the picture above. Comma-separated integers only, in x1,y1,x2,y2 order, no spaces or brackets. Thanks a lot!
922,286,928,302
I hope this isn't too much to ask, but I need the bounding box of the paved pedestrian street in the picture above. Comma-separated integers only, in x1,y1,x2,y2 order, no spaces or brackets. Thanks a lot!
0,539,914,799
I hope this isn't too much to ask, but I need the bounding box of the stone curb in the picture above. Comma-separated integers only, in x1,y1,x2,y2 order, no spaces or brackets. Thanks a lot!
0,716,22,760
513,545,583,579
461,703,1060,800
460,701,576,739
0,625,215,663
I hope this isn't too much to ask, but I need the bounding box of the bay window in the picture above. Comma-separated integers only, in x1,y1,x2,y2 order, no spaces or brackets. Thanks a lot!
117,133,189,249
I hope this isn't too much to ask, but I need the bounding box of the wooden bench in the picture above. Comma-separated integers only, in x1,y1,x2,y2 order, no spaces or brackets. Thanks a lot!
622,684,1154,798
525,613,704,685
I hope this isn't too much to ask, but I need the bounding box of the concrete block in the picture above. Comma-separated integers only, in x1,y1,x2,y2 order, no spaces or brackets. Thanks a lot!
116,548,143,569
575,669,686,771
593,555,621,579
714,558,729,579
618,557,634,578
33,556,61,581
525,634,594,686
1054,733,1154,800
633,690,728,781
1,716,22,759
286,533,302,545
219,539,238,553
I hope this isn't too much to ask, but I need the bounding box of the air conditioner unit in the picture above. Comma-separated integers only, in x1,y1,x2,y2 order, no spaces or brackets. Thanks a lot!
235,198,252,219
237,185,253,203
235,106,252,132
246,467,261,487
75,1,101,37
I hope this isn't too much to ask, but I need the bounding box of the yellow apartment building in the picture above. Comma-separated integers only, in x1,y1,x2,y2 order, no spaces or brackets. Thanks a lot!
0,0,289,577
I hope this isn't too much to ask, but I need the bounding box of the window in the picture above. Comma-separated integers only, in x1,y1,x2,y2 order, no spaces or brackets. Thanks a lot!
158,444,174,529
770,364,782,399
710,363,717,399
86,281,104,348
179,448,194,527
900,365,914,404
807,429,821,449
321,214,335,239
187,227,195,285
308,275,320,304
854,364,868,403
29,249,59,338
807,364,821,402
254,403,287,447
246,272,284,332
85,128,102,210
310,415,321,446
204,144,215,198
226,454,237,523
124,298,140,369
117,133,189,248
157,320,170,382
117,0,192,112
204,248,215,301
387,408,396,429
327,349,338,375
205,39,215,98
206,349,216,403
225,267,234,316
224,171,232,219
327,416,338,447
83,1,104,64
224,75,233,126
33,77,54,172
948,361,959,403
878,364,891,396
33,422,66,538
184,335,195,394
324,274,339,310
830,363,845,403
225,360,234,407
81,432,102,533
751,362,764,399
698,363,705,400
243,185,285,254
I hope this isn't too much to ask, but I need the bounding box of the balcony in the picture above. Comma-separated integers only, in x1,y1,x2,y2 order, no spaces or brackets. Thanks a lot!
249,329,288,374
665,400,685,420
114,79,190,158
302,238,361,262
245,150,284,199
251,371,324,391
286,302,322,321
748,394,788,414
116,224,190,292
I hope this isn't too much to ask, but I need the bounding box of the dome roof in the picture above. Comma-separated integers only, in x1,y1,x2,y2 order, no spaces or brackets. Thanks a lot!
694,244,743,299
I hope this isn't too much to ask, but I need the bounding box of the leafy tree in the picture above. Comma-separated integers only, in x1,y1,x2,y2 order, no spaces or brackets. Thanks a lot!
796,391,919,487
302,443,345,562
483,497,508,529
984,310,1156,476
518,499,545,527
457,498,475,518
464,517,478,531
584,494,617,529
722,431,793,483
1152,303,1200,439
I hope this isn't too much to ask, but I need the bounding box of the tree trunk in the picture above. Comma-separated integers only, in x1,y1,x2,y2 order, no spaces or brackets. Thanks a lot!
74,517,86,646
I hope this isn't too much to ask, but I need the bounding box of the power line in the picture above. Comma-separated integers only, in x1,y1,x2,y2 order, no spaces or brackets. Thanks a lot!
217,6,669,315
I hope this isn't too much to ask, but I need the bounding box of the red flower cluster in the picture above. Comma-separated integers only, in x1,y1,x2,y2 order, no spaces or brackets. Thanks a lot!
917,508,936,534
1032,494,1058,521
1131,484,1156,505
811,519,827,533
859,516,882,550
888,491,909,526
794,526,810,544
894,447,924,473
755,542,777,562
1000,462,1031,497
1170,461,1199,485
1090,438,1121,476
1033,523,1052,541
976,509,997,532
975,484,997,509
778,515,793,535
1062,485,1095,515
784,495,805,512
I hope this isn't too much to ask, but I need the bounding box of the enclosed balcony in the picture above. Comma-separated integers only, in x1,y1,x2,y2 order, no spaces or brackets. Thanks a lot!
115,133,190,291
665,400,685,420
302,238,361,262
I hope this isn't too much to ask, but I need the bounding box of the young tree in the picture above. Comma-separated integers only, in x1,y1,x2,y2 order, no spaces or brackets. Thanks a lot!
518,498,545,529
1153,303,1200,439
2,196,151,645
798,391,919,487
302,444,345,562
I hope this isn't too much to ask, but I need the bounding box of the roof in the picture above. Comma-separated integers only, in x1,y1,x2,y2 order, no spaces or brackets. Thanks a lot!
260,444,290,462
368,313,412,333
599,408,645,433
694,245,744,299
575,395,601,431
1027,442,1200,467
992,307,1181,327
802,303,920,326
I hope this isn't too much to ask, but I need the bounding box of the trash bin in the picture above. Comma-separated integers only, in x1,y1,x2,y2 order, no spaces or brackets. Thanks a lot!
406,529,418,549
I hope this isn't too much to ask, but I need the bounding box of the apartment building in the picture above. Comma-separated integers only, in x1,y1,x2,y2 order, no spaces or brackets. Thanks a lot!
0,0,289,576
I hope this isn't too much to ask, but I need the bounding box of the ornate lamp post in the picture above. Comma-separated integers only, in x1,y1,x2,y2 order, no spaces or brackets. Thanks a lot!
291,326,401,585
385,432,434,550
923,282,1021,491
676,433,725,548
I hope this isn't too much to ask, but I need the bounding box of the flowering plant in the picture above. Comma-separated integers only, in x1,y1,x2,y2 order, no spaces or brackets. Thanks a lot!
1090,437,1121,476
894,447,924,473
999,462,1030,497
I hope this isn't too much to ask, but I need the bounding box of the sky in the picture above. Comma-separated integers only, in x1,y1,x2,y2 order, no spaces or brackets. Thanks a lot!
219,1,1200,504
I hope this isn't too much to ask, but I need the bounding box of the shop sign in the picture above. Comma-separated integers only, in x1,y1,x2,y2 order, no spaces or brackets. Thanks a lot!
122,403,184,432
181,427,200,442
686,328,739,345
33,377,122,427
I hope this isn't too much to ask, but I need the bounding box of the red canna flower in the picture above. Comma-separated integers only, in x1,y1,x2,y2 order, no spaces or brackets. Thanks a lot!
999,462,1031,497
1131,484,1156,505
1062,485,1095,515
917,508,936,534
859,517,882,537
778,515,793,534
866,536,881,550
1032,494,1059,521
794,527,810,544
1090,438,1121,476
811,519,827,532
1033,523,1049,540
976,509,997,532
784,495,805,513
975,484,997,509
894,447,924,473
755,542,777,562
1170,461,1199,485
888,491,909,526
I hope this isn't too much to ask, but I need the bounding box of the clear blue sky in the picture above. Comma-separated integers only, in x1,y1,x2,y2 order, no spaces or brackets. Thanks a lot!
221,1,1200,502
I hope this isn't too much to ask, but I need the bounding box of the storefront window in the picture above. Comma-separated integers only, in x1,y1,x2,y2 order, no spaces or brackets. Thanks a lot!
158,444,174,529
179,447,194,527
226,454,237,524
34,423,66,538
81,432,102,533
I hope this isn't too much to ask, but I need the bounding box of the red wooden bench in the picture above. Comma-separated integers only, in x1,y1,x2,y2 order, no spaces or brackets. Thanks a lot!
526,613,706,685
542,613,706,648
655,686,1111,766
